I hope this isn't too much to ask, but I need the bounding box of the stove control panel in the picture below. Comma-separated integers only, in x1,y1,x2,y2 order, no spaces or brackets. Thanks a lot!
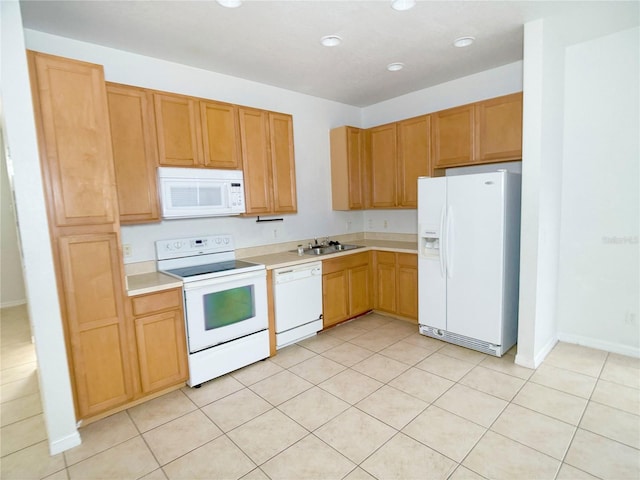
156,234,235,260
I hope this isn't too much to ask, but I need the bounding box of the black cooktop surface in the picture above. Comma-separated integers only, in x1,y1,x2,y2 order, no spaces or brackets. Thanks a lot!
166,260,260,278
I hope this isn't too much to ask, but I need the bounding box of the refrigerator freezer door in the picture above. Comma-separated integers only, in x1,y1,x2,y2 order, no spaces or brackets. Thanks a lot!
446,172,506,344
418,177,447,330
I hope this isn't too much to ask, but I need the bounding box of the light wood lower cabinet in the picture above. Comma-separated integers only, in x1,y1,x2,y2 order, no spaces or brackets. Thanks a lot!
58,233,134,417
374,251,418,322
322,252,372,328
130,288,188,395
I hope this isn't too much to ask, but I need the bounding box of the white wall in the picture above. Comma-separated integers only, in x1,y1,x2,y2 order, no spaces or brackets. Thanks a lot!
556,26,639,356
0,1,80,454
516,8,640,368
0,134,26,307
362,61,523,128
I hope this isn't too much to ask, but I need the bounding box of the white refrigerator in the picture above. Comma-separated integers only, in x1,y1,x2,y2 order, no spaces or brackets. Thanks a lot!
417,171,521,356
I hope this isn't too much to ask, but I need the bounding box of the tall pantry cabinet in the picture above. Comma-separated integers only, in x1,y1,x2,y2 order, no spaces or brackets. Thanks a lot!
28,51,134,419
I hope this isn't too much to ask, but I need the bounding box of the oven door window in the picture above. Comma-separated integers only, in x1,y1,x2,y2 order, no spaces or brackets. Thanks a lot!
203,285,256,330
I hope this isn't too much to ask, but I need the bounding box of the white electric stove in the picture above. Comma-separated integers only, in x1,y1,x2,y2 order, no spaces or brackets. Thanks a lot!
156,234,268,387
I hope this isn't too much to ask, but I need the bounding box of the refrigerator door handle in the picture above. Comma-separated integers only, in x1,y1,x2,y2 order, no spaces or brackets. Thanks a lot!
446,206,453,279
439,207,446,277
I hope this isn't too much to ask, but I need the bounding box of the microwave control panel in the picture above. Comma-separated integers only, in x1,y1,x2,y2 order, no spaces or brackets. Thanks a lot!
231,182,244,208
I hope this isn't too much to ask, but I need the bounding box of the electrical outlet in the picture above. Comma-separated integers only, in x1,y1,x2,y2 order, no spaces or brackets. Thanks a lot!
123,244,132,257
273,228,278,239
368,219,373,229
383,220,388,229
346,221,352,231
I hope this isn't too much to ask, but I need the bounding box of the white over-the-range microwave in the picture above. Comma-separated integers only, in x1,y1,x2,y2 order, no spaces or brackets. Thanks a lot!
158,167,246,219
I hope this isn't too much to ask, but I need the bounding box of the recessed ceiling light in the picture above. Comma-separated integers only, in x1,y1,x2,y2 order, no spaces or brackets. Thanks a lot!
320,35,342,47
453,36,475,48
387,62,405,72
216,0,242,7
391,0,416,11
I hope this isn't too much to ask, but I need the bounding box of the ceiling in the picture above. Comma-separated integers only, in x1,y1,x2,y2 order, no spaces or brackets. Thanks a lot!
18,1,637,107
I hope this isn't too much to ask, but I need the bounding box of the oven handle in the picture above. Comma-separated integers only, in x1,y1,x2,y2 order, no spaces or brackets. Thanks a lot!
182,268,266,291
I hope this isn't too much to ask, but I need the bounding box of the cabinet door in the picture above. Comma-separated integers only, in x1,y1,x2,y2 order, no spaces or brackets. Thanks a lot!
29,52,117,227
432,104,474,168
475,93,523,162
330,126,364,210
154,93,202,167
58,233,133,418
106,84,160,224
200,101,241,169
135,309,188,393
397,115,430,207
268,112,297,213
375,254,397,313
239,108,272,214
396,254,418,322
346,127,365,209
322,270,349,327
348,264,371,317
369,123,397,208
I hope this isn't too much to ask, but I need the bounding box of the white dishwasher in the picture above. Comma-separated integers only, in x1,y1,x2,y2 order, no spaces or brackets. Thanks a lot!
273,261,323,349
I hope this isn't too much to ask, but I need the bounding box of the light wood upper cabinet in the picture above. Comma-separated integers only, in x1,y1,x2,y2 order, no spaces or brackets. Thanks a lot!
331,116,429,211
106,83,160,224
330,126,365,210
433,93,523,169
269,112,297,213
432,104,475,168
58,233,133,418
239,108,298,215
369,123,398,208
154,93,201,167
475,92,523,162
200,101,241,169
239,107,272,214
29,52,118,227
130,288,188,395
397,115,431,208
153,92,243,169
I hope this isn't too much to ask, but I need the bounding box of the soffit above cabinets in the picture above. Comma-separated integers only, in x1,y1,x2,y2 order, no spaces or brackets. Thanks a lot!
19,1,639,107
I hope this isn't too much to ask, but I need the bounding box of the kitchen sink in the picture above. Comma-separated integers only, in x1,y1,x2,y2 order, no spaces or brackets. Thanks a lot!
290,244,364,256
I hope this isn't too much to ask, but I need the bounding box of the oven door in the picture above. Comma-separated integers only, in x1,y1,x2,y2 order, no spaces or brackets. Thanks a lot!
183,269,267,353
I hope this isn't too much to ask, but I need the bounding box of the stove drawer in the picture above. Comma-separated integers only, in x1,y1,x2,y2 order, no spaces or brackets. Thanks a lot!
132,288,182,316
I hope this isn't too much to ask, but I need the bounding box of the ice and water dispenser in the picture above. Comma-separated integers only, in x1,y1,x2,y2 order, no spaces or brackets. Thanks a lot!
419,225,440,258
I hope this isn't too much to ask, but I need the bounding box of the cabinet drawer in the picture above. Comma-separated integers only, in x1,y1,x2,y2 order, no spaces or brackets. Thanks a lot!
132,288,182,316
397,253,417,267
375,251,396,264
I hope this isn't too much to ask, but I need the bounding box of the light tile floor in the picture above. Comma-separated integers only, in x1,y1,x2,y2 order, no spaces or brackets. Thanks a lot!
1,304,639,479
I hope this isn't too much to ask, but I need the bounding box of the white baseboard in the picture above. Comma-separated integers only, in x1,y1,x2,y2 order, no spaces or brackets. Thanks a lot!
557,332,640,359
1,299,27,308
515,335,558,369
49,430,81,455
